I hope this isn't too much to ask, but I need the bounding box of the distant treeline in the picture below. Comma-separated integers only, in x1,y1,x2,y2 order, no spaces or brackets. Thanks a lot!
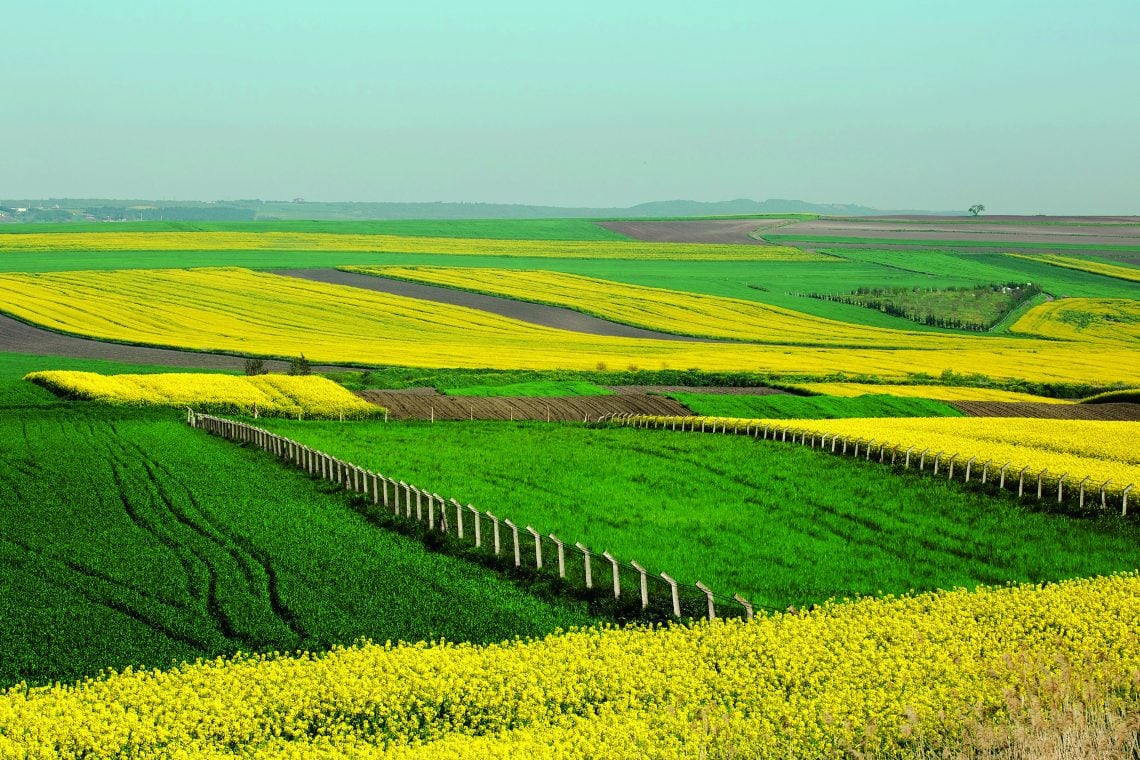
798,283,1043,332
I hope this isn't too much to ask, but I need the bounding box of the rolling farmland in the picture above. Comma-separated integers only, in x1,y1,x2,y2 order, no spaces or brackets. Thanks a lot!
2,218,1138,757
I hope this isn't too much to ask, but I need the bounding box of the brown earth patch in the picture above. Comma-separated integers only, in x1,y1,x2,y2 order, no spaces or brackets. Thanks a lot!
767,218,1140,248
0,312,353,373
950,401,1140,420
358,390,693,421
597,220,791,245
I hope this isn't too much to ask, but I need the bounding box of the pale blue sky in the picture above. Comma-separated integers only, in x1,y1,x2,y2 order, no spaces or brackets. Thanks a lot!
3,1,1138,213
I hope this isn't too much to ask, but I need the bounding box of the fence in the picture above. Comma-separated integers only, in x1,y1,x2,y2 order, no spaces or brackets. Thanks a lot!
187,410,762,622
597,413,1136,516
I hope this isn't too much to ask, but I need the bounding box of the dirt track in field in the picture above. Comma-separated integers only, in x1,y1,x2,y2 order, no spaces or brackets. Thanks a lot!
766,217,1140,248
272,269,717,342
358,390,693,421
950,401,1140,420
597,220,788,244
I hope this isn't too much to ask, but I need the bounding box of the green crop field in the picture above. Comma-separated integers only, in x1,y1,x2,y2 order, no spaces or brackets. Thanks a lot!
254,419,1140,612
664,392,964,419
0,356,590,687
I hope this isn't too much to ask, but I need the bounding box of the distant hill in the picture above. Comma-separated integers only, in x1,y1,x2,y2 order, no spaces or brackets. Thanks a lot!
0,197,950,224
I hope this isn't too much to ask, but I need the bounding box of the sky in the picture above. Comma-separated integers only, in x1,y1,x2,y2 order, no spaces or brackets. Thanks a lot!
2,0,1138,214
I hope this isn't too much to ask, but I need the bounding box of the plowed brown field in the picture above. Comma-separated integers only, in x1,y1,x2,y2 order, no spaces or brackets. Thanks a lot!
950,401,1140,420
358,391,693,421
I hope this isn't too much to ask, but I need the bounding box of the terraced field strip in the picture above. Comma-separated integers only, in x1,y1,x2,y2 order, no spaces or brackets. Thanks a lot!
358,390,692,421
608,415,1139,512
949,401,1140,420
341,265,1025,348
1008,253,1140,282
190,412,747,621
0,230,823,261
790,382,1073,404
1008,298,1140,344
1,267,1137,383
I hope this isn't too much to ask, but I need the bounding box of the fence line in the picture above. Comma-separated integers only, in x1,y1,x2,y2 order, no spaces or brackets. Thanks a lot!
596,413,1135,517
186,410,759,621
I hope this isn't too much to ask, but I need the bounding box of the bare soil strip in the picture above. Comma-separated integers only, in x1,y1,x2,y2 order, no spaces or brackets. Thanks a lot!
272,269,717,342
597,220,785,244
606,385,790,396
951,401,1140,420
358,390,693,421
0,313,352,372
768,218,1140,247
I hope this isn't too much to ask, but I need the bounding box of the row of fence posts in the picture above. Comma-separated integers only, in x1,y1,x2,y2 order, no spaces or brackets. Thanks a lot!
597,414,1134,517
187,410,758,622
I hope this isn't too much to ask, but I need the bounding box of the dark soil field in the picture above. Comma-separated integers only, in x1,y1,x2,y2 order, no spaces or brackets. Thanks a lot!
950,401,1140,420
607,385,790,396
765,217,1140,248
358,390,692,420
596,219,788,244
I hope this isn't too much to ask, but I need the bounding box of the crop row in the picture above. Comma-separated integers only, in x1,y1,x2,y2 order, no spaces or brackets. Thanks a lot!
342,265,1004,348
24,370,382,419
1009,252,1140,283
607,415,1139,511
0,267,1136,383
0,230,823,261
3,571,1137,758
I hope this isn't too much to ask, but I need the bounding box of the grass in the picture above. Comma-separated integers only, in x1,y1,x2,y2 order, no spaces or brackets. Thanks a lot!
254,419,1140,612
442,380,613,397
0,218,630,241
665,392,964,419
0,364,590,687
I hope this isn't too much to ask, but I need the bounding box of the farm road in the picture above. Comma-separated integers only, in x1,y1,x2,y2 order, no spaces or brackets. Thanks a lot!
272,268,718,342
0,313,354,372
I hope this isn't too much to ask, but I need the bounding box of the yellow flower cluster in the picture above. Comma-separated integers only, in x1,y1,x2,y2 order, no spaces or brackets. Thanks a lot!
1010,297,1140,344
343,265,1010,349
0,230,822,261
25,370,381,419
788,382,1072,404
673,416,1140,494
1,573,1137,758
0,268,1137,384
1009,252,1140,283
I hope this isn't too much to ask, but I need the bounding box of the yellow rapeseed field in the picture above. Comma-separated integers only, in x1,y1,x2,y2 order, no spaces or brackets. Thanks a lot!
1,573,1137,758
789,382,1073,404
0,230,823,261
343,265,1007,348
1009,252,1140,283
1010,297,1140,344
0,268,1137,384
728,417,1140,492
24,370,381,419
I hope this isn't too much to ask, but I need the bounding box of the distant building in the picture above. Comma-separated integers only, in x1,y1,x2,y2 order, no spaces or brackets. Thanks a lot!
293,197,305,203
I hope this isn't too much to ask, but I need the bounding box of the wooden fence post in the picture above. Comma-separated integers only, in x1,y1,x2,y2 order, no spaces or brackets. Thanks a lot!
904,446,915,468
1078,476,1089,509
487,512,502,556
468,505,482,547
503,519,521,566
426,491,435,530
1018,466,1029,497
412,486,423,522
1123,484,1134,517
1000,462,1011,489
549,534,566,577
451,499,465,539
981,460,991,484
629,560,649,609
575,542,592,588
601,551,620,599
919,448,930,470
1037,469,1048,501
865,439,875,460
733,593,754,622
1057,473,1068,504
660,572,681,617
932,451,944,475
695,581,716,621
965,456,976,482
946,454,958,480
526,526,542,569
1100,481,1111,510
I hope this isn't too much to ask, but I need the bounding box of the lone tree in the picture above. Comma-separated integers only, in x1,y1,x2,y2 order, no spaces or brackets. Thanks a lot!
968,203,986,216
